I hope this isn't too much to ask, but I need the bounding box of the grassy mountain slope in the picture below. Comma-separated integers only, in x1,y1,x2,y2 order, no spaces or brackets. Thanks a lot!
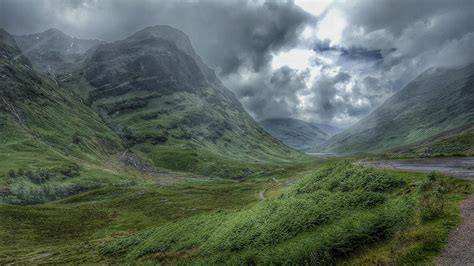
320,63,474,154
390,123,474,157
0,28,140,204
14,28,104,73
259,118,330,151
62,25,301,178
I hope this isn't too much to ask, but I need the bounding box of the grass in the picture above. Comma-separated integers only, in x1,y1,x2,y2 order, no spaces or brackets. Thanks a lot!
0,157,471,264
391,126,474,158
4,160,462,264
0,178,270,264
97,162,470,264
340,172,471,265
1,29,472,265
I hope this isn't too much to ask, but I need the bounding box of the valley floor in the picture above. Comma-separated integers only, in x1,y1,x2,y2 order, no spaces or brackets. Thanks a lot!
1,156,472,264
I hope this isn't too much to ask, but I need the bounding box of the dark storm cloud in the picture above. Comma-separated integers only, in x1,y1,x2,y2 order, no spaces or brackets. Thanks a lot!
1,0,472,127
0,0,313,76
229,66,309,120
342,0,473,37
340,0,474,69
301,70,392,126
309,72,352,120
0,0,318,122
312,40,384,62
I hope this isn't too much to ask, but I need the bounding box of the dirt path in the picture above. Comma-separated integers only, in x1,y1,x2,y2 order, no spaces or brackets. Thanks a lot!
361,157,474,265
437,194,474,265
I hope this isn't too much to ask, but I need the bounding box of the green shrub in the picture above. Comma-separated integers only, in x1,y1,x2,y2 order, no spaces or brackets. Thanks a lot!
417,173,449,221
8,169,16,178
291,162,403,194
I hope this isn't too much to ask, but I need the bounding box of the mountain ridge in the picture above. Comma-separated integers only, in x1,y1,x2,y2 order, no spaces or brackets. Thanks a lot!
59,25,301,178
0,28,132,204
14,28,105,73
319,62,474,154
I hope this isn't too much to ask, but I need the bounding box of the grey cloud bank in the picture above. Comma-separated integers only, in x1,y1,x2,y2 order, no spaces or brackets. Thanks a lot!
1,0,472,127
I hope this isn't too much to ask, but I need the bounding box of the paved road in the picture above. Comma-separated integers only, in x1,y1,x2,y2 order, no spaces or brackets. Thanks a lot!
360,157,474,181
361,157,474,265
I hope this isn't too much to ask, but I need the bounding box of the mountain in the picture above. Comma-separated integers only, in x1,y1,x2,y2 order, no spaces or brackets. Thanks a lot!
60,25,299,178
390,123,474,157
14,28,104,73
315,123,341,136
0,28,129,204
258,118,330,151
320,63,474,154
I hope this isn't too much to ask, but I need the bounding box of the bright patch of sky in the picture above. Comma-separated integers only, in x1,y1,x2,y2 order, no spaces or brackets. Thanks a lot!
316,8,346,44
294,0,334,16
272,49,314,71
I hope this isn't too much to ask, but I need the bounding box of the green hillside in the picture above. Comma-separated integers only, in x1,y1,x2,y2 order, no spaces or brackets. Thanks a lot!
390,123,474,157
61,25,301,178
0,29,140,204
320,63,474,154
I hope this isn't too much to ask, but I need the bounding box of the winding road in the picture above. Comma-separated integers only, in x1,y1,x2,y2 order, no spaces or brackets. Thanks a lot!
361,157,474,265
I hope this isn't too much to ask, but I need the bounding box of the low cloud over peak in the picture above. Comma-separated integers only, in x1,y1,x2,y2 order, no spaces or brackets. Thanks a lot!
1,0,472,127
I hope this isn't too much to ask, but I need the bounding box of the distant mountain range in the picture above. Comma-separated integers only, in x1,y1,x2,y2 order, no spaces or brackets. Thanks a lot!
320,63,474,154
258,118,340,151
14,28,104,73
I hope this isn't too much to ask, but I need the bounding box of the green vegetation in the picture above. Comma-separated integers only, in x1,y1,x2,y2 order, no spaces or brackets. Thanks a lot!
389,124,474,158
1,162,469,264
57,25,303,180
0,29,142,204
0,178,270,264
11,161,467,264
321,64,474,154
1,26,472,265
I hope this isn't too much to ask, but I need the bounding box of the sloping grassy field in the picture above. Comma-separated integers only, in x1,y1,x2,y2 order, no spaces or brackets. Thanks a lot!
1,160,471,264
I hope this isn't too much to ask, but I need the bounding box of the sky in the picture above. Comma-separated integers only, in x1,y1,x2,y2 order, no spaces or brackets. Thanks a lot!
0,0,473,127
